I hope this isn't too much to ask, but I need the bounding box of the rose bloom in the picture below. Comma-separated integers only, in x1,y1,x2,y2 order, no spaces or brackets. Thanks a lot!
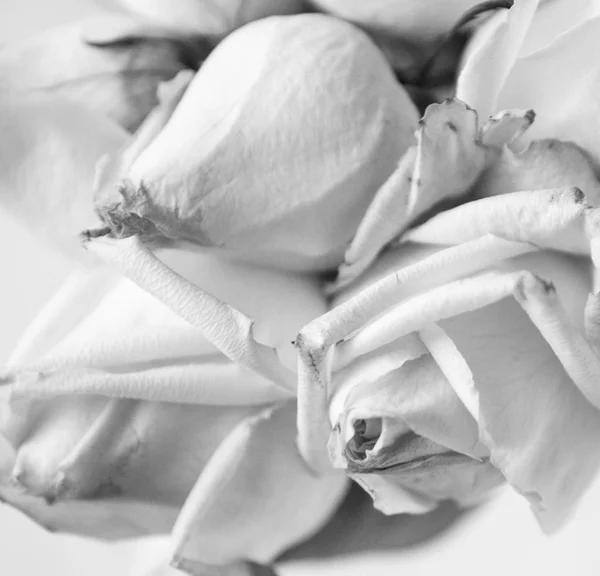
0,93,347,575
457,0,600,164
295,99,600,532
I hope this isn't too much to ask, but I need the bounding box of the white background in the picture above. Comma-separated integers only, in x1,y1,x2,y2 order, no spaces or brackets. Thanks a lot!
0,1,600,574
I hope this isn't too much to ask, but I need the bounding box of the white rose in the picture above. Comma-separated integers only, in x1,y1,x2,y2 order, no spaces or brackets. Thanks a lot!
0,94,347,573
457,0,600,164
294,93,600,531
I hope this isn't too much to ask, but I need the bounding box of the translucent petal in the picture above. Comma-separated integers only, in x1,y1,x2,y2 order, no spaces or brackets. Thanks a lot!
0,95,127,263
171,402,348,566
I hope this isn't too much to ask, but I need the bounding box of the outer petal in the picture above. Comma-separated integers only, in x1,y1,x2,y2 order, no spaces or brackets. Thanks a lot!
96,14,419,271
0,15,190,132
0,396,255,538
170,402,348,570
338,354,481,460
496,14,600,166
456,0,540,119
0,95,127,263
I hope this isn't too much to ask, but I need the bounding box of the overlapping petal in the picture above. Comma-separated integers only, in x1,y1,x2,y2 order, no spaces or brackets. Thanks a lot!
457,0,600,165
297,185,600,529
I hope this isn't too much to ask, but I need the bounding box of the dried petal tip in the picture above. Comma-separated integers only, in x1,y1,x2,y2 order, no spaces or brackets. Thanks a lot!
95,182,166,241
80,226,112,242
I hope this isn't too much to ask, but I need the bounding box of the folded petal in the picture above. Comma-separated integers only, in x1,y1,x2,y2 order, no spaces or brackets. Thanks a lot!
170,402,348,568
333,99,487,290
94,14,419,272
297,235,534,470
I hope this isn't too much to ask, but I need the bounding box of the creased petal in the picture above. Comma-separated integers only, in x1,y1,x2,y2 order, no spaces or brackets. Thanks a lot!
439,286,600,531
170,402,348,568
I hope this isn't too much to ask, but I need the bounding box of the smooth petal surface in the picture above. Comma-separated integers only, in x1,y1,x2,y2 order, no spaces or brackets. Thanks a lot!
1,395,255,538
458,0,600,165
475,140,600,204
301,186,600,527
170,402,348,569
0,95,127,263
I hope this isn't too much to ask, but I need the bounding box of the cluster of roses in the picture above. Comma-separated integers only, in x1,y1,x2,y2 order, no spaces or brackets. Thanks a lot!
2,0,600,575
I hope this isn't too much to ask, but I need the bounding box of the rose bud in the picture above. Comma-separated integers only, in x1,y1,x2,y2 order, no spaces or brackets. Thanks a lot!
0,13,204,132
295,152,600,530
457,0,600,165
101,0,305,36
0,94,348,573
92,14,420,272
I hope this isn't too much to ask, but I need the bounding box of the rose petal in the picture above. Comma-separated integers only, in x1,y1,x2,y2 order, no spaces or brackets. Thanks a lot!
334,99,486,290
352,457,503,515
170,402,348,567
439,288,600,531
84,236,295,390
1,397,254,538
297,235,533,470
100,0,305,36
0,16,189,131
495,14,600,166
479,108,535,149
404,187,596,255
0,95,127,262
456,0,540,119
476,139,600,203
